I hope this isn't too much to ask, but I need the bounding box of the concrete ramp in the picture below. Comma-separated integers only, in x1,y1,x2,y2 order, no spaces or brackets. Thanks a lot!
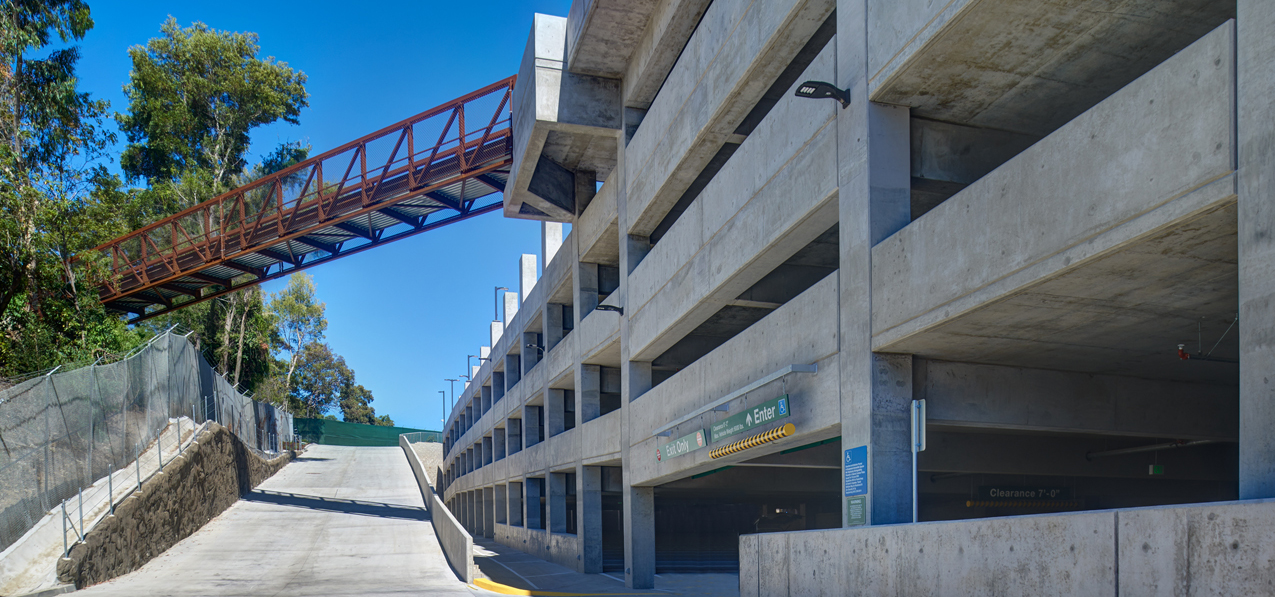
70,445,474,596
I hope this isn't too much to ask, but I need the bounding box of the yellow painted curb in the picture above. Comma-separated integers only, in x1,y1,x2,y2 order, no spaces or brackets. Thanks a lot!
471,577,657,596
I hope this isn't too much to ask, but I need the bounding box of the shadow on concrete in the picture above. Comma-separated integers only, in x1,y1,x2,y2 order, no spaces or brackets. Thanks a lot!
243,489,430,521
292,457,334,462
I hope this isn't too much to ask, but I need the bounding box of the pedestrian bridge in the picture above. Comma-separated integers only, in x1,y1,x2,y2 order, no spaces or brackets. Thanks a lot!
88,77,516,323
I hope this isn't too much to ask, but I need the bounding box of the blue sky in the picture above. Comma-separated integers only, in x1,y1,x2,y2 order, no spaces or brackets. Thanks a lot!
75,0,573,429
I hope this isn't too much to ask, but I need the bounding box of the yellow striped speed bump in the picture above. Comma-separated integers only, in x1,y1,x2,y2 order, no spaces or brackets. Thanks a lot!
709,423,795,459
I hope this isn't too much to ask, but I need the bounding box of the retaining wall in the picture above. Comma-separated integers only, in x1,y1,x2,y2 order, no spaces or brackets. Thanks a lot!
56,423,292,589
739,499,1275,596
401,436,473,583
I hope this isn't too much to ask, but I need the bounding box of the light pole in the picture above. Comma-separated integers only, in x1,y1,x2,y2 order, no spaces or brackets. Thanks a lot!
439,390,447,426
445,378,458,412
494,286,509,321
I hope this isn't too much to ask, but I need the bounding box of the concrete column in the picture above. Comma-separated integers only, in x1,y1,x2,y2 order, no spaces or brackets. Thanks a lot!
545,304,565,351
578,364,601,423
467,492,476,533
509,481,524,527
491,321,503,348
1239,0,1275,498
524,405,542,447
576,262,599,319
835,0,915,526
580,465,603,573
494,427,506,460
526,477,544,530
493,372,506,402
547,388,566,437
484,486,495,539
508,418,523,454
474,490,485,537
549,472,568,533
476,442,485,470
625,235,651,276
542,222,563,267
622,360,655,588
495,484,508,525
503,290,520,330
464,405,472,431
574,170,597,214
483,436,493,466
505,355,521,390
519,254,538,301
615,90,654,590
523,332,542,373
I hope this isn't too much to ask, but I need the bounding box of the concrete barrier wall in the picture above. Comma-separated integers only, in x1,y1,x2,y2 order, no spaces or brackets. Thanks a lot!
401,436,473,584
740,499,1275,596
626,39,840,361
494,523,582,570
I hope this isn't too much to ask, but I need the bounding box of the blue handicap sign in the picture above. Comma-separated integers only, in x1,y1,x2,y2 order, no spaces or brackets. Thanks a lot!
844,445,867,497
777,397,788,416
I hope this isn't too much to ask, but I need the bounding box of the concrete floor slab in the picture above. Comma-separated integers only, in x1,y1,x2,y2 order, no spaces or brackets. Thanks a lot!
72,445,478,597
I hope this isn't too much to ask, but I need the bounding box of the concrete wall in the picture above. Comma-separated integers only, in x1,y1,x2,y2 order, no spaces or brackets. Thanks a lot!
740,499,1275,596
56,424,293,589
493,523,582,570
401,436,474,583
629,273,841,486
872,22,1237,348
626,39,840,360
623,0,835,236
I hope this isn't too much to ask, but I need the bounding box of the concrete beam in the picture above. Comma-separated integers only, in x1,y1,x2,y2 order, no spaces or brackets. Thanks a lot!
917,360,1238,441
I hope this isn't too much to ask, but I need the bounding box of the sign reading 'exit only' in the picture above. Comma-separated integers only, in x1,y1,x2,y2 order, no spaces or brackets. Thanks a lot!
710,395,790,443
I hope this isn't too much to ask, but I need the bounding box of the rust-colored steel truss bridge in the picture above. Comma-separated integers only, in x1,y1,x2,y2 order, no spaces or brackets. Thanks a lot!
90,77,515,322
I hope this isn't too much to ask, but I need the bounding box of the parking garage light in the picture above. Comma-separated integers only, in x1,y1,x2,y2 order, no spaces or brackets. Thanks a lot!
794,81,850,108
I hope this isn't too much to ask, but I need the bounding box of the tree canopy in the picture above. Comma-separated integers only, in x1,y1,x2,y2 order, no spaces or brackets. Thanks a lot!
0,6,395,427
117,18,308,186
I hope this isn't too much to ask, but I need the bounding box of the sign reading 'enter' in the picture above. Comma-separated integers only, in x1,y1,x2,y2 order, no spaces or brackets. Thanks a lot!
710,395,791,443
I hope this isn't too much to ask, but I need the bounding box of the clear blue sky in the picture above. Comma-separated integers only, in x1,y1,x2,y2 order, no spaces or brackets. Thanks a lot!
76,0,573,430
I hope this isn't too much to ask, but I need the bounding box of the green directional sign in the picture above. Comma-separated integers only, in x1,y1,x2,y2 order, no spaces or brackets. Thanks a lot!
657,428,707,461
710,395,791,443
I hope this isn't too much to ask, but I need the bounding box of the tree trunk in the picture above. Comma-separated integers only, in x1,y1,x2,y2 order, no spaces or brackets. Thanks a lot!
232,300,249,386
219,293,237,373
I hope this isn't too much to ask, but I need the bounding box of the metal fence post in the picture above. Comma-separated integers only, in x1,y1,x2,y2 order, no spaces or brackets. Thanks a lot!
157,434,163,472
61,500,67,557
108,464,114,515
136,454,141,489
78,488,83,541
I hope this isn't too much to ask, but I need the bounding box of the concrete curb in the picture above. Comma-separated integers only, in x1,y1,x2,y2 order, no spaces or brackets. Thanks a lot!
471,578,653,596
10,583,76,597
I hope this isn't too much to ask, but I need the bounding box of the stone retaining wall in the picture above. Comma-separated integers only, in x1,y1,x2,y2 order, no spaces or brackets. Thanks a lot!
57,423,292,589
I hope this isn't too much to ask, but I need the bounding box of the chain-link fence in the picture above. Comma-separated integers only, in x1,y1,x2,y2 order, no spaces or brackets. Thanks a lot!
0,328,293,553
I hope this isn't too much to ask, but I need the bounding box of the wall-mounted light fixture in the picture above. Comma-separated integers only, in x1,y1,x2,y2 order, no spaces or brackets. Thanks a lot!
595,304,623,315
525,344,545,355
794,81,850,108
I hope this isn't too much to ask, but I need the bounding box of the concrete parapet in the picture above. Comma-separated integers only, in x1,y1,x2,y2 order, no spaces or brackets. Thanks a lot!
741,499,1275,595
401,435,474,584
